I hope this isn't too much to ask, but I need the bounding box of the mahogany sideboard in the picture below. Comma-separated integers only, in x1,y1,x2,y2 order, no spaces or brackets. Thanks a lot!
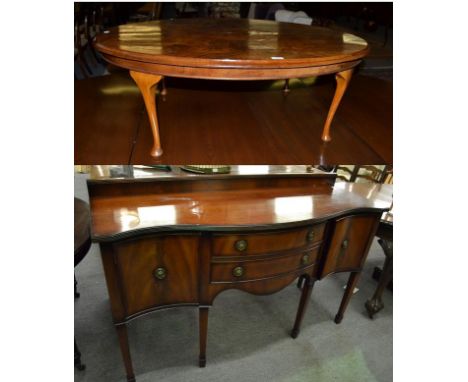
94,19,369,158
87,165,392,382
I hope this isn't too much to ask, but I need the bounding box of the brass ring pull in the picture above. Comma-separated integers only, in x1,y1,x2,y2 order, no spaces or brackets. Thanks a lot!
234,239,247,252
306,230,315,242
232,266,244,277
154,267,167,280
301,254,310,265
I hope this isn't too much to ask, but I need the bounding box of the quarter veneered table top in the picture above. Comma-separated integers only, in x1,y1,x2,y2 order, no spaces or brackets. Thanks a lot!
94,18,369,69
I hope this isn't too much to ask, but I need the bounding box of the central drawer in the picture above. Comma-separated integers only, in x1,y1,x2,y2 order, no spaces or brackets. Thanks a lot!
212,224,325,256
210,246,320,283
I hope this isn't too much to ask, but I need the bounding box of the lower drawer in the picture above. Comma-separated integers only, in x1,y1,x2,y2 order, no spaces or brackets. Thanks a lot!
210,247,320,283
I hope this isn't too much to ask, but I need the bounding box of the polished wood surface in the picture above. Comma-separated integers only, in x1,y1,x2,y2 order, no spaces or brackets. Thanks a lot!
212,224,325,256
88,179,392,241
95,19,369,74
103,52,360,81
89,171,392,382
74,74,392,164
210,246,319,283
74,73,143,164
93,19,369,158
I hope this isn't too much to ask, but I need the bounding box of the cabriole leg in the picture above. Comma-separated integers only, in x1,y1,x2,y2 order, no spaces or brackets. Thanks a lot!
321,69,353,142
130,70,163,158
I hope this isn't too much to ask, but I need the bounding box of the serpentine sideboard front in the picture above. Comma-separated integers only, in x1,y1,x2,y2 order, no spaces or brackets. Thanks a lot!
87,166,392,382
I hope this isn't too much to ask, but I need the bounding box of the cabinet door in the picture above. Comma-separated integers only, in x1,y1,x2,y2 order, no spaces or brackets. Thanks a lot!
113,235,199,317
321,215,378,277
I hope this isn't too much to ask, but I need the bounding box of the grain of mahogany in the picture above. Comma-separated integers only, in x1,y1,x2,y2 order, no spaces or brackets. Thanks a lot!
94,19,369,158
87,168,392,382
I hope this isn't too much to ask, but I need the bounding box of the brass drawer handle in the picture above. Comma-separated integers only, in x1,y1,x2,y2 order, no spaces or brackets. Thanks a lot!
234,239,247,252
306,230,315,242
301,254,310,265
341,239,349,249
232,266,244,277
154,267,167,280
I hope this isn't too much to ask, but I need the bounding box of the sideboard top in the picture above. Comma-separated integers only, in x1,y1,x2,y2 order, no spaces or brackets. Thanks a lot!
87,167,392,241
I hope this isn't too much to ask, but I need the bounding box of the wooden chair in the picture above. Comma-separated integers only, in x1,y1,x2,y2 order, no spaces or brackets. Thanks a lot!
75,5,107,78
74,19,91,78
334,165,392,183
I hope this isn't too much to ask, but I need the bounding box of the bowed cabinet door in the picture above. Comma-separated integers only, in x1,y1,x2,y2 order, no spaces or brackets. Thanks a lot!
321,215,380,278
111,235,200,318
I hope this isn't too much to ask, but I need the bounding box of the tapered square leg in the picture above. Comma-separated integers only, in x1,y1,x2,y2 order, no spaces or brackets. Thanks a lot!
199,306,209,367
321,69,353,142
116,325,136,382
130,70,163,158
335,272,361,324
291,276,315,338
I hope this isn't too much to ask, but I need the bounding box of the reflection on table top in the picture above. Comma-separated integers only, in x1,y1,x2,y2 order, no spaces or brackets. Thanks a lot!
94,19,368,68
87,167,392,241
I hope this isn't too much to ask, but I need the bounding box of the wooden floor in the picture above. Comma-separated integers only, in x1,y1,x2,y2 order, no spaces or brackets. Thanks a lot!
75,72,392,164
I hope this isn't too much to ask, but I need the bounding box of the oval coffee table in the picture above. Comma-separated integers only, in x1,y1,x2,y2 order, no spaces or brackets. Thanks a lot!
95,18,369,158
